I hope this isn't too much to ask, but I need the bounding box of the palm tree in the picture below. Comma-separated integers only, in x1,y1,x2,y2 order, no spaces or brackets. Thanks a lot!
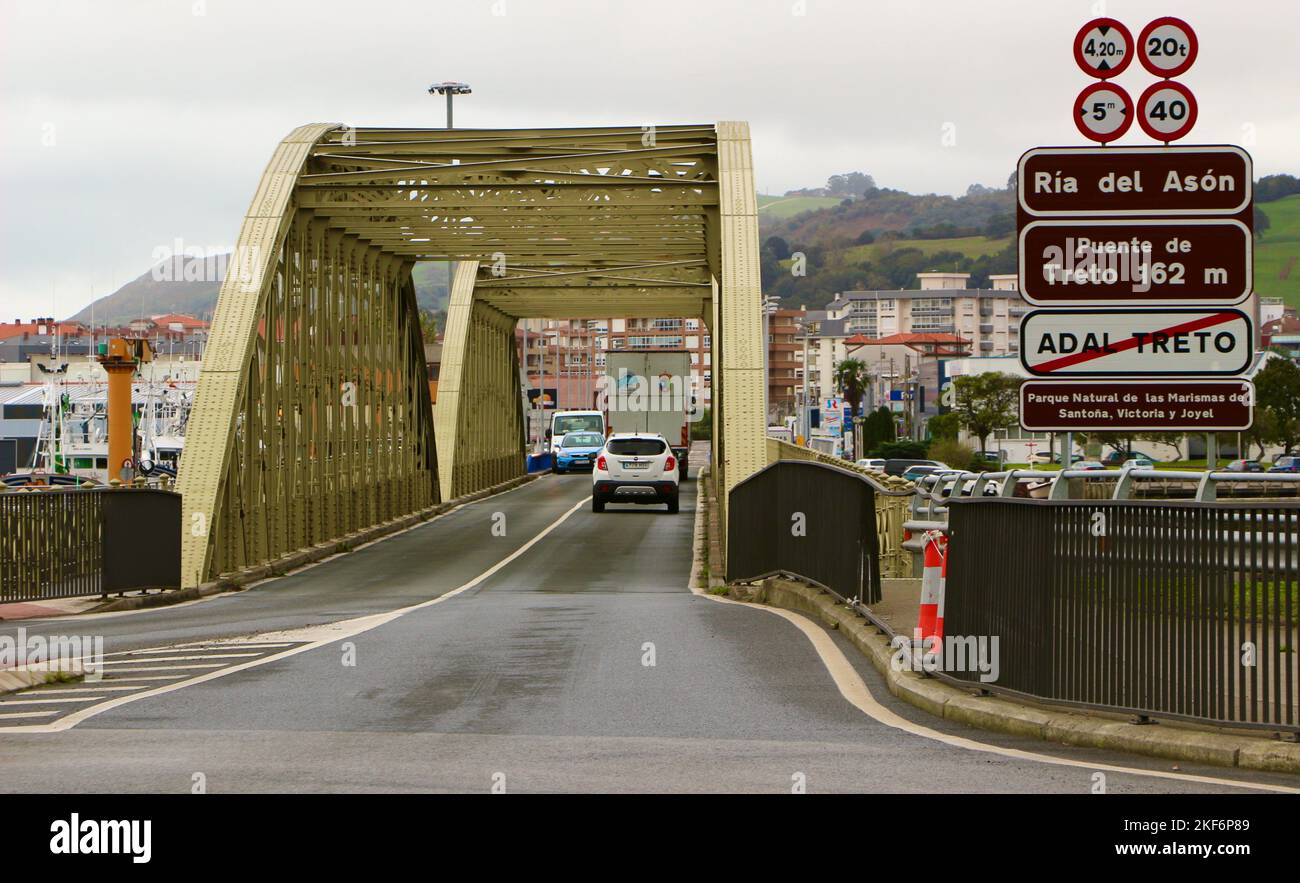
833,358,869,416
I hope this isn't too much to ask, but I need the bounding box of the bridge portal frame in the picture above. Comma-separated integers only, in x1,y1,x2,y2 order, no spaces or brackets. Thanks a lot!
177,123,764,587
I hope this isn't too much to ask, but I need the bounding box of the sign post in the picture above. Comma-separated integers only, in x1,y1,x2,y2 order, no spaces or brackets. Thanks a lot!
1017,16,1253,456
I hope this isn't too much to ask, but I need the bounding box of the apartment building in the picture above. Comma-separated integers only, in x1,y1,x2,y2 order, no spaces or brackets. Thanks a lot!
826,272,1028,358
766,307,803,420
517,316,712,412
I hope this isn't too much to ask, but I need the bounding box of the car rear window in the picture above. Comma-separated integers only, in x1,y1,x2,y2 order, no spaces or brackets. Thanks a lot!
607,438,666,456
562,433,604,447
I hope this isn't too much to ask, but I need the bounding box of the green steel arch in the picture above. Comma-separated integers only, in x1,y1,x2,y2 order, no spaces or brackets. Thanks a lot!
177,123,765,587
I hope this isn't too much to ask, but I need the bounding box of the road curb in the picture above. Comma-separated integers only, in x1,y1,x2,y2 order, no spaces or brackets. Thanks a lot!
752,576,1300,775
0,663,88,697
85,474,540,616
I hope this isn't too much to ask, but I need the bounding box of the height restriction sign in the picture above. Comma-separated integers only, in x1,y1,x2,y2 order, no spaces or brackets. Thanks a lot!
1073,18,1134,78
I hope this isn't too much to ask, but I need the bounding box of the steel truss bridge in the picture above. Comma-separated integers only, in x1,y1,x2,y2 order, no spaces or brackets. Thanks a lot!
175,123,765,587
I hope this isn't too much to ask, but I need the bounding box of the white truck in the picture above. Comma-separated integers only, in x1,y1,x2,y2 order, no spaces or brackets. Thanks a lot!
602,351,695,481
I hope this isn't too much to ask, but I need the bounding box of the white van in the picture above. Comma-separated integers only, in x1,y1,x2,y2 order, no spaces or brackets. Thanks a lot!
548,410,605,463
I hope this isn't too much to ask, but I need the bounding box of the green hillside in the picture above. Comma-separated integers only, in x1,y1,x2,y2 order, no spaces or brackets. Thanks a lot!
1256,195,1300,308
843,234,1012,264
757,194,842,219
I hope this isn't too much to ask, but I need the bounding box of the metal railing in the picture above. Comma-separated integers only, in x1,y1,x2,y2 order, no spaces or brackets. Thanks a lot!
943,497,1299,733
766,438,915,577
1,486,104,602
904,466,1300,563
728,459,883,605
0,485,181,603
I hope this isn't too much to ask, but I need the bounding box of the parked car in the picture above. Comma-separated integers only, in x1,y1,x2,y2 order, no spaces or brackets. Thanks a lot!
902,464,948,482
1103,450,1158,466
591,432,680,513
1119,456,1154,470
883,458,948,477
1268,455,1300,473
1027,452,1085,465
1074,460,1106,471
854,458,886,471
1225,459,1264,473
552,431,606,474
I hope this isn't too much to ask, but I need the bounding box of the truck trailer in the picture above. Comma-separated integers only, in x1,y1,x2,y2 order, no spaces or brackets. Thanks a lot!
602,351,696,481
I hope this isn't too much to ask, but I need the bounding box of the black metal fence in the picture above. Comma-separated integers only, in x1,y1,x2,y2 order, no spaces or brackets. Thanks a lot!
945,498,1299,733
728,460,882,604
0,487,181,603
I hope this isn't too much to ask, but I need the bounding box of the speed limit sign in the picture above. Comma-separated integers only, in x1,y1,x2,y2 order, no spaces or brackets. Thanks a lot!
1073,18,1133,78
1137,80,1198,142
1073,82,1133,143
1138,16,1198,78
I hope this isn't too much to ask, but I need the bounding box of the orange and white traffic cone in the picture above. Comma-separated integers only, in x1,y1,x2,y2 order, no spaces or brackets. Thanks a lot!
934,535,947,646
917,531,944,652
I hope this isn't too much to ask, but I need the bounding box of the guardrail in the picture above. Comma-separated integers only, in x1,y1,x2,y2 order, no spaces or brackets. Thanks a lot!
728,459,883,605
903,467,1300,564
766,438,915,577
942,497,1299,733
0,485,181,604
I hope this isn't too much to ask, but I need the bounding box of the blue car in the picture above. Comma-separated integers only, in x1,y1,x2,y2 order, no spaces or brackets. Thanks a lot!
553,431,606,473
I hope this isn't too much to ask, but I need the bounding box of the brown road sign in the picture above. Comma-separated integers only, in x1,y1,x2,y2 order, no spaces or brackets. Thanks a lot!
1020,379,1253,432
1019,218,1251,305
1018,146,1251,217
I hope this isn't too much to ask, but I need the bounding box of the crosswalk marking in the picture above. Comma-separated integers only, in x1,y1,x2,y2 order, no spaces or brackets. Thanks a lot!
0,696,106,705
0,710,59,719
101,663,228,673
100,653,261,665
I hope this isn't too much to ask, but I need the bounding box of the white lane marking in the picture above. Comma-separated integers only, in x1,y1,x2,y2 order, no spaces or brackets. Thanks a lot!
166,643,297,650
104,664,227,673
100,653,262,665
94,675,189,683
0,696,106,705
1,491,590,735
0,710,58,720
685,481,1300,794
3,686,146,694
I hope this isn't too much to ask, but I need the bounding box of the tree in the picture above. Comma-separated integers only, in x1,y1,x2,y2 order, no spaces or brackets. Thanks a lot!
862,406,896,452
951,372,1020,452
1139,431,1184,461
1254,204,1272,238
833,358,870,416
926,411,960,441
1255,357,1300,453
763,235,792,260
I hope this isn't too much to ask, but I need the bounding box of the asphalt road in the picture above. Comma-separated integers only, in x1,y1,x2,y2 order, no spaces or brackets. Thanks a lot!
2,464,1297,793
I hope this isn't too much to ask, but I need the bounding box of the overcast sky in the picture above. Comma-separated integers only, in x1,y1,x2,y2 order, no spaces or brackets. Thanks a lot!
2,0,1297,320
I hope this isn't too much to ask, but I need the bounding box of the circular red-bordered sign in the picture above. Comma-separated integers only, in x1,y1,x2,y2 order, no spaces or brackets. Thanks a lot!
1137,80,1198,142
1073,18,1134,78
1138,16,1198,78
1073,82,1134,143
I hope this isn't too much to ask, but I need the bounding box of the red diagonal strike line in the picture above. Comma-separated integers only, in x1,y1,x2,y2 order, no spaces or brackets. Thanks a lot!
1033,312,1239,373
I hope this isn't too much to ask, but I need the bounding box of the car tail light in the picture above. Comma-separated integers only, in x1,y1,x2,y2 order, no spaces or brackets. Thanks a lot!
596,455,607,471
664,455,676,472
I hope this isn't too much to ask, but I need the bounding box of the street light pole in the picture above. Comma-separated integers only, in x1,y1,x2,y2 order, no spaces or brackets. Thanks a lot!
428,81,472,129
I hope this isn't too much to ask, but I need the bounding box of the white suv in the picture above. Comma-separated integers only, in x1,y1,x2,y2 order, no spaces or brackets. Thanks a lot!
592,432,680,514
